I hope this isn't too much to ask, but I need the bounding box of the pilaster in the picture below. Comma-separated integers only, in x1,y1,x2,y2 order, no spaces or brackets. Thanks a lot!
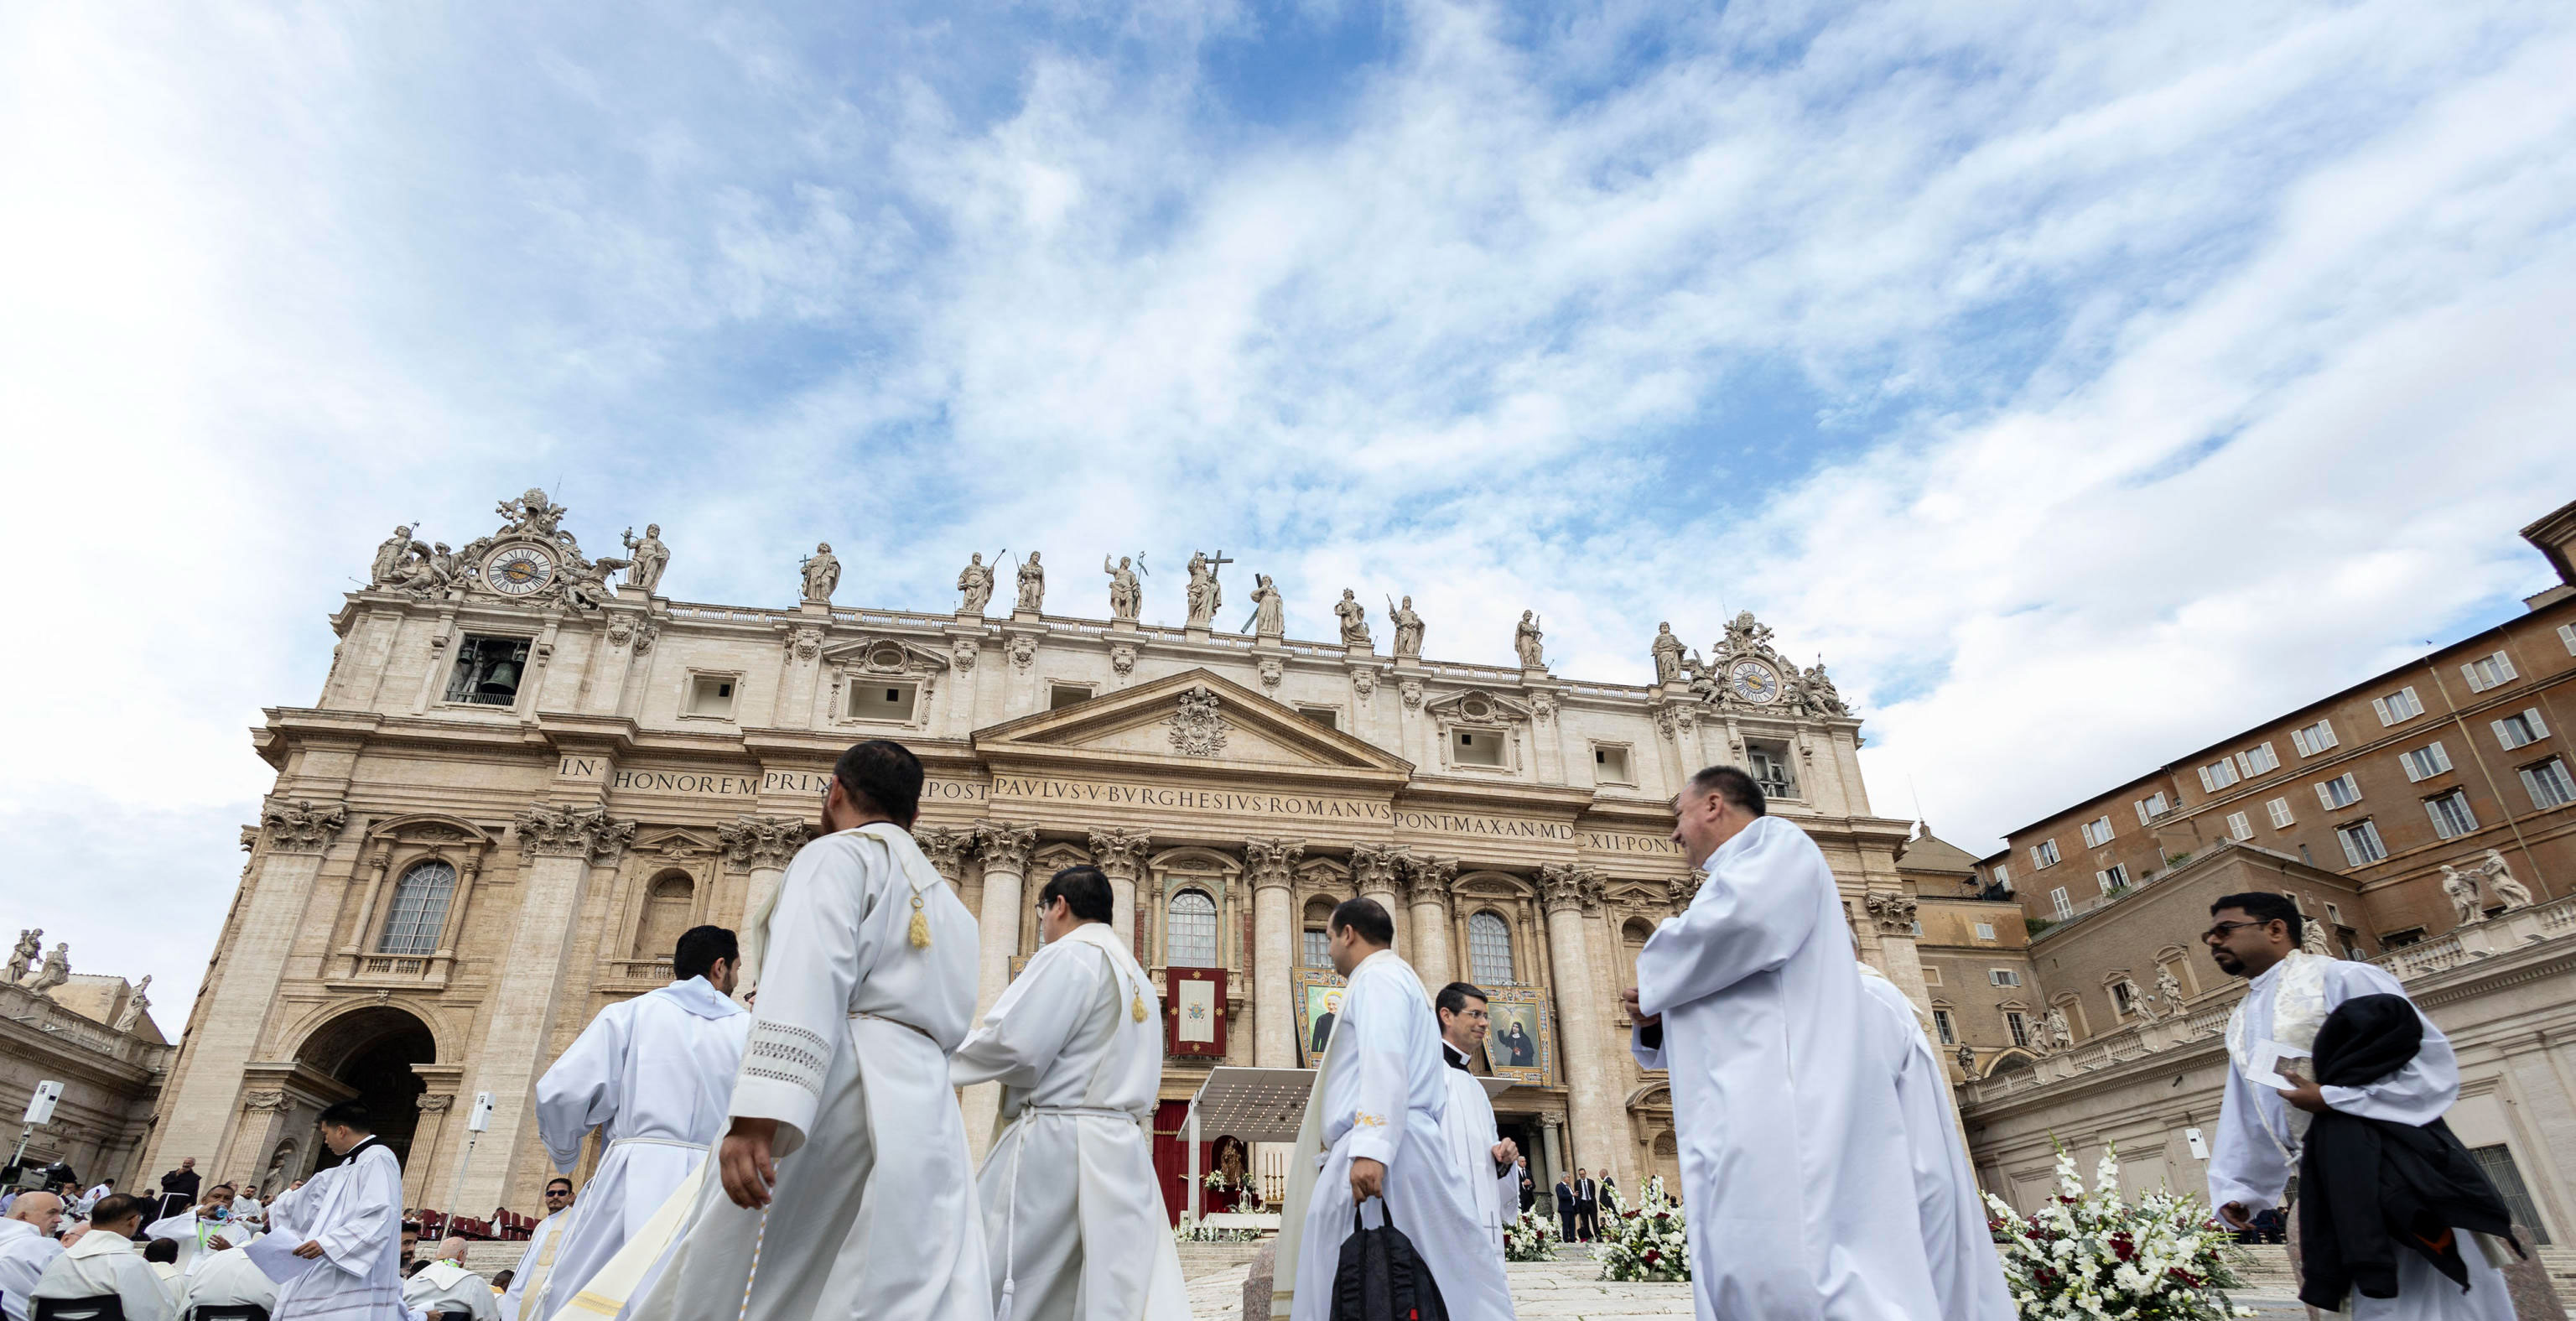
1350,842,1405,960
964,821,1036,1159
1246,839,1305,1069
1088,828,1154,952
1540,863,1628,1184
1399,855,1458,987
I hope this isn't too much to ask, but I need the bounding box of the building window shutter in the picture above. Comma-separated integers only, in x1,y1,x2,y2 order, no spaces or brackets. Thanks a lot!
2428,741,2451,774
2136,799,2151,825
2372,697,2393,726
2560,623,2576,655
2196,766,2214,793
2267,798,2294,828
2227,811,2251,840
2463,663,2487,693
2316,782,2336,809
2528,708,2550,739
2493,651,2518,681
2494,718,2517,748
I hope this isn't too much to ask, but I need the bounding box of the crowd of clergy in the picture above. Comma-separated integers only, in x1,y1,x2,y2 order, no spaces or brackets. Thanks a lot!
7,740,2542,1321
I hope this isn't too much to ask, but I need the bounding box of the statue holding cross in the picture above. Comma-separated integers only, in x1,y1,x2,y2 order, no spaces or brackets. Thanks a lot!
1185,549,1231,628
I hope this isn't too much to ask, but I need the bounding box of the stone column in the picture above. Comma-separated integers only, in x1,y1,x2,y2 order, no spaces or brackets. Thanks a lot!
1862,891,1931,1008
1400,856,1457,987
963,821,1036,1159
145,799,347,1179
1540,863,1628,1185
457,804,635,1209
1350,843,1405,961
1088,828,1154,954
718,815,813,935
916,826,975,897
1245,839,1305,1069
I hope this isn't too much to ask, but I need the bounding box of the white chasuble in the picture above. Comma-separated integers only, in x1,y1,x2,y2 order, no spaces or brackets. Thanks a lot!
2211,955,2515,1320
265,1138,407,1321
402,1262,499,1321
1630,816,1940,1321
1435,1045,1519,1254
1286,950,1514,1321
177,1249,279,1320
621,824,989,1321
950,921,1189,1321
1854,968,2011,1321
525,975,748,1320
32,1232,171,1321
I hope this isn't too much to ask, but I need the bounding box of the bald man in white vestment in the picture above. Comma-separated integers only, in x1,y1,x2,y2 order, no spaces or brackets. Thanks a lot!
0,1193,67,1321
1431,982,1521,1254
1853,965,2012,1321
625,741,990,1321
403,1239,498,1321
1286,898,1514,1321
2203,893,2525,1320
950,865,1188,1321
1625,767,1939,1321
524,928,748,1319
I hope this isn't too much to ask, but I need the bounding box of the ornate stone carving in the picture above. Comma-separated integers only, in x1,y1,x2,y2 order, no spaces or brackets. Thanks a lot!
801,543,839,604
1666,871,1702,908
786,625,824,660
1397,854,1457,904
1862,892,1918,934
1244,839,1306,892
952,637,979,670
1334,590,1371,647
2442,864,2485,924
1387,595,1425,658
1514,611,1545,668
1088,828,1154,882
262,798,350,855
621,525,670,591
1530,692,1557,724
1348,843,1402,893
1653,700,1697,741
915,826,976,882
241,1090,289,1112
1257,658,1284,691
718,815,812,871
2301,912,2331,956
2044,1007,2074,1051
369,525,417,585
1167,685,1231,757
6,929,39,983
1955,1044,1976,1074
1007,634,1039,672
1800,661,1849,717
2154,966,2184,1010
632,621,660,654
1651,623,1685,684
1249,575,1285,637
2116,975,2156,1021
1102,555,1141,621
1184,550,1229,628
957,554,995,615
1015,552,1046,613
417,1092,455,1113
606,616,636,648
1351,666,1377,699
1109,642,1138,677
518,804,637,862
2481,848,2534,909
1400,679,1424,710
1538,862,1597,913
26,944,69,994
975,822,1038,876
113,975,151,1032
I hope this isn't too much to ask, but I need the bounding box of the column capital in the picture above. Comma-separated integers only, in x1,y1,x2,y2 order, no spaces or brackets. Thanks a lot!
717,814,811,871
915,825,977,882
1349,842,1403,892
1244,838,1306,892
1539,863,1606,914
976,821,1039,875
1862,891,1918,934
516,804,639,863
258,798,349,855
1666,870,1703,910
1397,853,1457,903
1087,827,1154,882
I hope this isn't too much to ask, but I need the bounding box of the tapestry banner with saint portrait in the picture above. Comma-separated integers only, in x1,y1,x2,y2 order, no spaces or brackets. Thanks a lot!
1478,986,1555,1088
1291,966,1348,1068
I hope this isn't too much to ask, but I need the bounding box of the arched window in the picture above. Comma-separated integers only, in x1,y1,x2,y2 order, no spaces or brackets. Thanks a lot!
1467,912,1514,985
378,861,456,955
633,872,697,962
1166,890,1218,967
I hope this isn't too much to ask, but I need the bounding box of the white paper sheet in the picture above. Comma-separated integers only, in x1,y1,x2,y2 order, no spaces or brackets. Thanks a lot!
2244,1040,2312,1092
246,1229,319,1286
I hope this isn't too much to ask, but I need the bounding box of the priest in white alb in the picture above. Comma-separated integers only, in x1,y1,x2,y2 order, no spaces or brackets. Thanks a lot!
31,1196,171,1321
950,864,1189,1321
1431,982,1521,1254
177,1246,280,1321
145,1183,247,1277
1284,898,1514,1321
1623,765,1939,1321
1853,964,2012,1321
402,1238,499,1321
495,1178,572,1321
624,740,989,1321
2203,892,2527,1320
524,926,748,1319
267,1102,407,1321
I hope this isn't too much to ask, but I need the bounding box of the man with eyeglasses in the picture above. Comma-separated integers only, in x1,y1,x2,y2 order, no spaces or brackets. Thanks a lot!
2203,891,2527,1318
1431,982,1520,1253
495,1178,574,1321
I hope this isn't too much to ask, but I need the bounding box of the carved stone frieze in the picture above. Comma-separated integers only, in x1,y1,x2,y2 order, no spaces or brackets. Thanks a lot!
1400,679,1425,710
1862,891,1918,934
1088,828,1154,882
1539,862,1604,914
1667,871,1703,909
976,821,1039,876
1167,685,1231,757
1008,635,1040,672
716,815,811,871
1257,658,1284,691
517,804,637,863
260,799,350,855
416,1093,455,1113
1653,700,1697,741
1244,839,1306,892
1348,842,1402,893
242,1090,288,1112
1109,643,1138,678
786,626,824,660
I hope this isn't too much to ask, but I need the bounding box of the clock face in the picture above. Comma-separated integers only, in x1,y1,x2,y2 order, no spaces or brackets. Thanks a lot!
486,546,556,595
1729,660,1781,704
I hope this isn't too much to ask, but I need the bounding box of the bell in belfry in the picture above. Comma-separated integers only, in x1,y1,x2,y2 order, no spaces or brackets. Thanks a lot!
480,655,522,698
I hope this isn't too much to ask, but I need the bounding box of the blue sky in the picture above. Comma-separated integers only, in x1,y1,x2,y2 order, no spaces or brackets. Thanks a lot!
7,0,2576,1028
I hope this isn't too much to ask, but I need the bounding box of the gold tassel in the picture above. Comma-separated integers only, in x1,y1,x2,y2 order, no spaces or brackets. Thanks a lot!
908,892,932,949
1132,992,1149,1023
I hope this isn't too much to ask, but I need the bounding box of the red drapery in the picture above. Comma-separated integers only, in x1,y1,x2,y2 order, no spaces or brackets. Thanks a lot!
1150,1099,1211,1225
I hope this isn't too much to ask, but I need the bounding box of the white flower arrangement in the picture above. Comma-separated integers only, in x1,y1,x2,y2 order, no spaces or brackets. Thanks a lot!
1984,1144,2250,1320
1172,1213,1262,1243
1503,1202,1561,1262
1592,1176,1690,1282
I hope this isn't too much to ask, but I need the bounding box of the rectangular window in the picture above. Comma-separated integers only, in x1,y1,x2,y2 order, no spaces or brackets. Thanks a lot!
2005,1012,2030,1048
2291,719,2339,757
1296,705,1339,729
2400,741,2454,782
1989,969,2022,986
1974,922,1997,941
2029,840,2061,869
2049,887,2073,918
2135,791,2172,824
444,635,531,706
2227,811,2253,840
687,674,738,716
1452,728,1505,767
2493,710,2549,750
2337,819,2388,866
2522,757,2576,810
1302,929,1332,969
1932,1010,1956,1045
2325,901,2345,925
2081,817,2114,848
2198,759,2240,792
2237,743,2281,777
2111,981,2137,1014
2096,865,2128,893
1592,744,1634,784
1049,684,1095,710
2469,1146,2553,1245
2316,773,2363,809
847,681,920,722
1748,741,1798,799
1992,862,2012,888
2371,687,2425,726
2562,623,2576,656
2425,790,2478,840
2461,651,2519,692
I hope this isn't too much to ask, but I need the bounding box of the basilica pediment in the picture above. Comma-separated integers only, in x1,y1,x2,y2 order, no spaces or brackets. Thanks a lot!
972,668,1414,785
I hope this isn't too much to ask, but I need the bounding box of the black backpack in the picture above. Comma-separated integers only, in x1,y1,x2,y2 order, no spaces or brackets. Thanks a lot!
1331,1200,1450,1321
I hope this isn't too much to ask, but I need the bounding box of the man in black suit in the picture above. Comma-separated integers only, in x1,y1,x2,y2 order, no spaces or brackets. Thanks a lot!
1552,1173,1577,1243
1516,1157,1535,1214
157,1157,201,1221
1574,1167,1600,1240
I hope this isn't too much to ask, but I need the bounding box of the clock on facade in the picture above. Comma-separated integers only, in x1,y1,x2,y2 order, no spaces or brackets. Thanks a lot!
485,546,557,595
1728,659,1781,704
